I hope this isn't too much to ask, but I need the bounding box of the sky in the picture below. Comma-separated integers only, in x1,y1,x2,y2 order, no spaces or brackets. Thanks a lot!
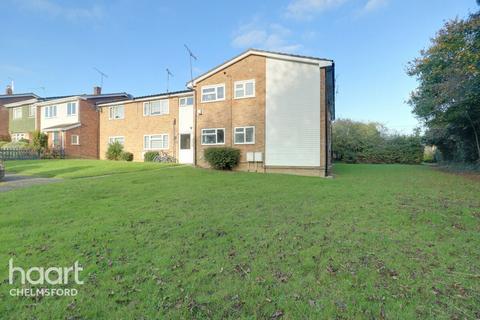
0,0,478,133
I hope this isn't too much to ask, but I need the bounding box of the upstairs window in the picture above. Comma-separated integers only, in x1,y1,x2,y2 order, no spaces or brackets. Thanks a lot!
67,102,77,116
201,128,225,145
144,134,169,150
234,126,255,144
29,106,36,118
179,96,194,107
234,80,255,99
144,100,169,116
13,108,22,120
44,105,57,118
109,105,125,120
201,84,225,103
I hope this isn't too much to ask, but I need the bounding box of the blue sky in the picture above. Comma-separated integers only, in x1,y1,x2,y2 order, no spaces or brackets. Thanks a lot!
1,0,478,133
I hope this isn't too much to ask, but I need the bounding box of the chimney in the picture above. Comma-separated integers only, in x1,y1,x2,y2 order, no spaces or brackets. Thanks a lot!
93,86,102,95
5,85,13,95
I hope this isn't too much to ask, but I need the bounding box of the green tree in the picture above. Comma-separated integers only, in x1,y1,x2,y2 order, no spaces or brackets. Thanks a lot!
31,130,48,153
407,12,480,162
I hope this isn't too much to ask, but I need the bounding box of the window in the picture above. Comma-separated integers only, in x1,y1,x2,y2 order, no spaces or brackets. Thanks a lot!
179,96,194,107
67,102,77,116
201,84,225,103
234,80,255,99
201,128,225,145
29,106,36,118
44,105,57,118
13,108,22,119
234,126,255,144
180,134,191,150
109,105,124,120
144,99,169,116
71,135,79,145
144,134,169,150
11,133,26,142
108,136,125,145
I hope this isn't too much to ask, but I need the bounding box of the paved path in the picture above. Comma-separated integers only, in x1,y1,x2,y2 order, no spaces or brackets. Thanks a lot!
0,174,62,192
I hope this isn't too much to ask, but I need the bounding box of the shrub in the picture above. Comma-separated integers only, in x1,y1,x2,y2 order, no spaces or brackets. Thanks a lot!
31,131,48,153
1,141,31,150
204,147,240,170
0,141,8,148
121,151,134,162
106,141,124,160
144,151,159,162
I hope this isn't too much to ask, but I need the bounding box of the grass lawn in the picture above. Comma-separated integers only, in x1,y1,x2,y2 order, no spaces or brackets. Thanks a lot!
0,161,479,319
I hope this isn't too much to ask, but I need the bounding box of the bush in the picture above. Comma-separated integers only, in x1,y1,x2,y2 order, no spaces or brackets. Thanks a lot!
106,141,124,160
204,147,240,170
121,151,134,162
0,141,8,148
31,131,48,153
144,151,159,162
1,141,31,150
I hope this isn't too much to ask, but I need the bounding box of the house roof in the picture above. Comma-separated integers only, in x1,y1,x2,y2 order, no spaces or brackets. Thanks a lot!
4,95,75,108
0,93,39,100
42,122,81,132
97,90,193,107
35,93,131,106
187,48,334,87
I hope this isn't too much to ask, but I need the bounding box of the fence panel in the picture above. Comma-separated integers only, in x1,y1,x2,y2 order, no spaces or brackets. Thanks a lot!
0,149,40,160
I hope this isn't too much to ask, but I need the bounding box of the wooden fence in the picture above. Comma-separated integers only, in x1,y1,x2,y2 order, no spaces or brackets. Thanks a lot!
0,148,65,160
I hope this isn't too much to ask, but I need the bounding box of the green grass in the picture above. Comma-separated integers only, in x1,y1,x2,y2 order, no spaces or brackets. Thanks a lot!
0,161,479,319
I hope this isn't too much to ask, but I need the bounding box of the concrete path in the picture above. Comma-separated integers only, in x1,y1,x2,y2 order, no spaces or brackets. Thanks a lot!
0,174,62,192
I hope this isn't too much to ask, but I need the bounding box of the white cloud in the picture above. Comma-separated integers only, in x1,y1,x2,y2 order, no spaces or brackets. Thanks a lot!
285,0,347,20
232,19,302,53
362,0,388,12
12,0,103,21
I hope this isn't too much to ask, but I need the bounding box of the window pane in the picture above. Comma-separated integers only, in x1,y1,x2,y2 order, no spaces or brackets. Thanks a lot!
180,134,191,149
144,103,150,115
235,132,244,143
217,86,224,99
235,89,244,98
186,97,193,105
217,129,224,143
245,127,254,143
203,129,215,134
150,101,161,114
202,134,216,144
245,82,254,96
144,136,149,148
163,135,168,148
150,136,163,149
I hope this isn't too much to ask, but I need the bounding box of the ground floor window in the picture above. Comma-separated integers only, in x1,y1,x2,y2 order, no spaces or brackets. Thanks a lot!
108,136,125,145
234,126,255,144
11,133,27,142
71,135,79,145
144,134,168,150
201,128,225,145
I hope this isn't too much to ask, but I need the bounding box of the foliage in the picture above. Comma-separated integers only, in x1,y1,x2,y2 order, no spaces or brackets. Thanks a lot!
144,151,159,162
204,147,241,170
121,151,134,162
0,141,8,148
333,119,424,164
407,12,480,162
31,130,49,153
1,161,479,319
0,135,11,142
0,141,31,150
106,141,124,160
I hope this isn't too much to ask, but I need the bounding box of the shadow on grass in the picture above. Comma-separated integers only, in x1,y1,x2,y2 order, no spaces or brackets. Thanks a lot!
29,166,95,178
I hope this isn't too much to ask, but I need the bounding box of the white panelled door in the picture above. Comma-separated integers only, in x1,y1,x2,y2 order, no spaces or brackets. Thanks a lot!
178,97,194,164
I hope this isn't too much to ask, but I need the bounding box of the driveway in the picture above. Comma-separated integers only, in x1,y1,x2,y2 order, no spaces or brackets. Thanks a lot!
0,174,62,192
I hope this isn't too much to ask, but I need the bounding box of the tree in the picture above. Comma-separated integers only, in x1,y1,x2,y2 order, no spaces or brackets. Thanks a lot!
31,130,48,153
407,12,480,162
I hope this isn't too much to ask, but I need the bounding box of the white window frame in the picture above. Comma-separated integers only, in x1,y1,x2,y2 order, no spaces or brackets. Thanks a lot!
12,133,27,142
234,126,255,145
29,106,36,118
144,134,169,150
234,79,255,99
179,96,194,107
108,136,125,145
201,128,225,145
201,84,225,103
109,105,125,120
44,105,57,118
71,135,79,145
13,107,22,120
143,99,169,116
67,102,77,117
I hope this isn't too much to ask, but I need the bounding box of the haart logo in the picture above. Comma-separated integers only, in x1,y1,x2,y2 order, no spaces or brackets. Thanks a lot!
8,259,84,297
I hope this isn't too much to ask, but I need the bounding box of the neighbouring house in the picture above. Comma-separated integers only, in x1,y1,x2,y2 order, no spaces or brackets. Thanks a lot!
188,49,335,177
35,87,130,158
0,86,39,141
97,90,194,162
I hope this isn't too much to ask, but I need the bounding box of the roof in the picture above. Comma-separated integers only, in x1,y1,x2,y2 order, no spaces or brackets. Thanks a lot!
188,48,334,87
0,93,39,100
4,95,75,108
97,90,193,107
35,92,131,106
42,123,81,132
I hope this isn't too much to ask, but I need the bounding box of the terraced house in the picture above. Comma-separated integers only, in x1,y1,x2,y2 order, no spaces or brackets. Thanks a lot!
36,87,130,158
98,90,194,163
189,49,335,177
0,86,38,140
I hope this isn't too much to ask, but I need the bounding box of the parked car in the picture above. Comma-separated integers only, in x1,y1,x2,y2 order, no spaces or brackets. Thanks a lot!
0,160,4,180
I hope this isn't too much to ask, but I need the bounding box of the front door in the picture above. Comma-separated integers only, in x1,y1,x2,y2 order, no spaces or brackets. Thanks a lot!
178,97,194,164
